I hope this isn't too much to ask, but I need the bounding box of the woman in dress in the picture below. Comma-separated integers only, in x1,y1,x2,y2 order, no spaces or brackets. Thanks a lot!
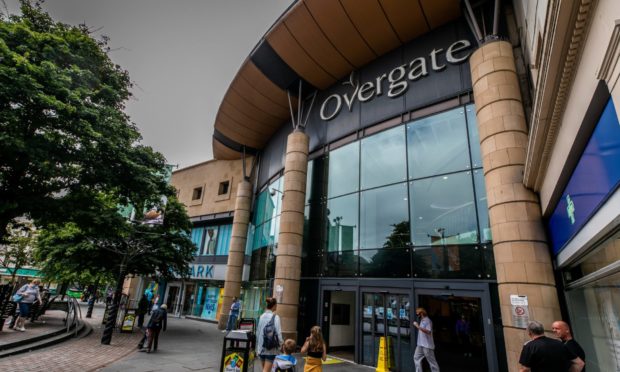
301,326,327,371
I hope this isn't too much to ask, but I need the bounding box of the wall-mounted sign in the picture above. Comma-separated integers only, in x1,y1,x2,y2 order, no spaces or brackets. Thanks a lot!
547,98,620,254
189,264,215,279
510,295,529,328
319,39,472,121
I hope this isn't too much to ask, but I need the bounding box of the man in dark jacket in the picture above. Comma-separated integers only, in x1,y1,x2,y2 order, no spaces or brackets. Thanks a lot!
137,294,149,328
140,304,168,353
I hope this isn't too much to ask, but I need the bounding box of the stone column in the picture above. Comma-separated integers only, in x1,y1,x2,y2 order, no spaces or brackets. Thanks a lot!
218,179,252,330
470,41,561,371
273,130,309,341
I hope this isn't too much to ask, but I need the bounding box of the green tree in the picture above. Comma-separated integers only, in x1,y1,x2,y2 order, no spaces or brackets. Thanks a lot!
36,191,195,343
0,219,38,284
0,1,167,241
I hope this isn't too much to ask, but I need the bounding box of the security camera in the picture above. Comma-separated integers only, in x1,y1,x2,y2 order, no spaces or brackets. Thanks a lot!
270,188,276,197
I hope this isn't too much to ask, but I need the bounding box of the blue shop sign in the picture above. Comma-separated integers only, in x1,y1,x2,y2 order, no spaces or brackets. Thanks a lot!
189,264,214,279
547,98,620,254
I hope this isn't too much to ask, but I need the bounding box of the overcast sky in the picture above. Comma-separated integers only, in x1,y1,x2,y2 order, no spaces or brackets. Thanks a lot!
4,0,292,168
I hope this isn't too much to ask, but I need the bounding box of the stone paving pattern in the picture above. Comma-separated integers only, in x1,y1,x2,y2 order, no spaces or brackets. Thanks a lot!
0,302,371,371
0,303,140,372
0,311,67,346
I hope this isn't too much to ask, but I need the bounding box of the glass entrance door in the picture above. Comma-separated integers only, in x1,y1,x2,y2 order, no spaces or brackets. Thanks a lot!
416,293,488,372
361,292,411,371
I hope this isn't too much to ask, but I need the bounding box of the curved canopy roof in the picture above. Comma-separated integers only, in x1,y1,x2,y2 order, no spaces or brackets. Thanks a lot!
213,0,462,160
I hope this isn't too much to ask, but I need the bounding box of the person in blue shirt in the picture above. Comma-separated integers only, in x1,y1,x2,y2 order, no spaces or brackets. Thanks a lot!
225,296,241,332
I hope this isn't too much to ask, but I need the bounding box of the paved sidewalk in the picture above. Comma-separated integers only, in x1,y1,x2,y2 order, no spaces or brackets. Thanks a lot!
0,310,67,346
0,302,141,372
103,317,372,372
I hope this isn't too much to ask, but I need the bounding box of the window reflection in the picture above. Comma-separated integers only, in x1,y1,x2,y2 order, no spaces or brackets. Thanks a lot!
412,245,483,278
410,172,478,245
466,104,482,168
327,194,358,252
328,142,359,198
361,126,407,190
360,183,409,249
474,169,492,243
407,107,470,179
359,248,411,277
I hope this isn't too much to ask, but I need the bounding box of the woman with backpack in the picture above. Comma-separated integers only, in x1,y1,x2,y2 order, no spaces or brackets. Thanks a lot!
301,326,327,371
256,297,283,372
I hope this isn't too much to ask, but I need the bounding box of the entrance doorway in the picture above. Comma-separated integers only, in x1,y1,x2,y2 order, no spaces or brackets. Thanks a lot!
417,293,488,371
322,290,356,362
361,292,412,371
182,283,195,316
166,285,180,315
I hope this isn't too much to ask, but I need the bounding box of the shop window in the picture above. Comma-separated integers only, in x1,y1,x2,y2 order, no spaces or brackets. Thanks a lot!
216,224,232,255
190,227,204,256
218,181,229,195
202,226,219,255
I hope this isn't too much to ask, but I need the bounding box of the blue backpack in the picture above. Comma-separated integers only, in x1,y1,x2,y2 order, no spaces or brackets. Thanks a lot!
263,314,280,350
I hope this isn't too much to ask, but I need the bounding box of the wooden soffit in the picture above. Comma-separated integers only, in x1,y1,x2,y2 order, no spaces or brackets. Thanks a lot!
213,0,461,159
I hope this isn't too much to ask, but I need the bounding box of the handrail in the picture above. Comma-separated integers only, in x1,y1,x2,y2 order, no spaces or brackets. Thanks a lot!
66,297,81,335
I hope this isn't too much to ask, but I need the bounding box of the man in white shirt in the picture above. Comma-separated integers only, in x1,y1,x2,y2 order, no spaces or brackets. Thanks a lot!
413,307,440,372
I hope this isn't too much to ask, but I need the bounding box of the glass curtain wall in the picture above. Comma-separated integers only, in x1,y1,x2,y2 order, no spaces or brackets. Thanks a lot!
301,104,494,279
248,177,283,281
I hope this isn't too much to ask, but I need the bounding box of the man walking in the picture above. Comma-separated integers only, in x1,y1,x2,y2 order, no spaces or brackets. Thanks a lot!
519,320,584,372
552,320,586,371
224,296,241,332
413,307,440,372
140,304,168,353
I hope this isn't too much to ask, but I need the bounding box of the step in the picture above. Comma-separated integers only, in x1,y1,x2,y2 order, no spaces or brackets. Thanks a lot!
0,321,85,358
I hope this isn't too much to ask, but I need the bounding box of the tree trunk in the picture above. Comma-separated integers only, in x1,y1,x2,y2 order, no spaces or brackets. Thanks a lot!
101,264,126,345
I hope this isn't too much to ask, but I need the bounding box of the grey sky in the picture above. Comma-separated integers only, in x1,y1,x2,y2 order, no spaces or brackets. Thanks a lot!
5,0,292,168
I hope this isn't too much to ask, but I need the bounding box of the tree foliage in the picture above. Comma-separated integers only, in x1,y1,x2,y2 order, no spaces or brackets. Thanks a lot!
0,219,38,281
0,1,167,240
36,191,195,283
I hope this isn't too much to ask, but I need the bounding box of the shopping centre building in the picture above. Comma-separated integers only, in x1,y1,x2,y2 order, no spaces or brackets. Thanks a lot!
169,1,620,371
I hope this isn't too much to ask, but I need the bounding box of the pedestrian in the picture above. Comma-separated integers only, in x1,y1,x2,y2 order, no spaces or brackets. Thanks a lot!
519,320,584,372
140,304,167,353
105,289,113,305
455,314,472,357
256,297,283,372
301,326,327,371
552,320,586,371
224,296,241,332
137,294,149,328
413,307,440,372
272,338,297,371
13,279,42,332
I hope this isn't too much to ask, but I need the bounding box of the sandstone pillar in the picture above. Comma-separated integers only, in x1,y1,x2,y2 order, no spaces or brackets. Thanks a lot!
218,179,252,330
273,131,308,341
470,41,561,370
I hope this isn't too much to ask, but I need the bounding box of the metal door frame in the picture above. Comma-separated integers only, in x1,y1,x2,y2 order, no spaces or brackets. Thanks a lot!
413,282,499,372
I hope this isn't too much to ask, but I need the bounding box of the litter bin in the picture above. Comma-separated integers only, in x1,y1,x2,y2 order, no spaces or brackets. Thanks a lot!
220,329,255,372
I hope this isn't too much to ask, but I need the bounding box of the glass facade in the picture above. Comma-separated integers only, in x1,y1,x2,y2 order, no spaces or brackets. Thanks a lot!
190,223,233,256
247,177,283,281
563,229,620,372
299,104,494,279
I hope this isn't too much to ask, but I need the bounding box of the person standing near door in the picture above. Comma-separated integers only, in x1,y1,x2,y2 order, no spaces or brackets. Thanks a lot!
413,307,440,372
